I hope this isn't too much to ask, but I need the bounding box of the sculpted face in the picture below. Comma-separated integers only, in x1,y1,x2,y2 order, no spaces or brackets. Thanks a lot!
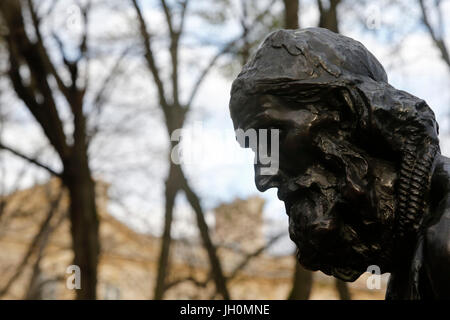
230,28,441,283
235,89,397,281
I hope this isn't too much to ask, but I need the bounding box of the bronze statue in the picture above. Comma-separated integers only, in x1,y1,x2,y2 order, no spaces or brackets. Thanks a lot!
229,28,450,299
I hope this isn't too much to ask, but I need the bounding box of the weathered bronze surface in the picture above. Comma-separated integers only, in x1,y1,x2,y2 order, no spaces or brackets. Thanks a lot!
229,28,450,299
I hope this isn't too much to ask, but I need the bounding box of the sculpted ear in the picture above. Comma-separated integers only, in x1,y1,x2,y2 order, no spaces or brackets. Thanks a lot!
352,80,440,240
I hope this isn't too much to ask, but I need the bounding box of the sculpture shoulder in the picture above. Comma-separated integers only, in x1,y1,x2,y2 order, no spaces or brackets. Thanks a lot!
423,184,450,298
424,203,450,264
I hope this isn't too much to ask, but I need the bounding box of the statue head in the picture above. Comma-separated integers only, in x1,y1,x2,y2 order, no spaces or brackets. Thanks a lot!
229,28,440,281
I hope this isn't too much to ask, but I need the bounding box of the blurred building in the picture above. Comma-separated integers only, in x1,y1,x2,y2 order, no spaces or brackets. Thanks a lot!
214,196,265,255
0,179,386,299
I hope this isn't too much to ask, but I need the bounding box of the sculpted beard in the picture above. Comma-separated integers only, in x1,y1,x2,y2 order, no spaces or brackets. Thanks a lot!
283,132,396,281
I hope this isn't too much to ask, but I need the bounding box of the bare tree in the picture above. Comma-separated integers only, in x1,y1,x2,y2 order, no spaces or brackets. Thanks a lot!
131,0,278,300
288,262,313,300
0,0,125,299
131,0,228,300
283,0,300,29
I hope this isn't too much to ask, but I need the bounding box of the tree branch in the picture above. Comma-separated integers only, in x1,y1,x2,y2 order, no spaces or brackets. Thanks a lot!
131,0,169,110
179,170,230,299
0,143,61,177
186,0,277,107
418,0,450,69
78,0,91,90
165,274,210,291
227,232,284,281
160,0,175,37
26,0,71,103
1,1,70,159
87,46,131,144
162,0,181,106
179,0,190,35
0,188,64,297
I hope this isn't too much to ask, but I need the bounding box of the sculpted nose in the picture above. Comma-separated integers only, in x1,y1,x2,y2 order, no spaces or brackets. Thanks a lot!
254,165,282,192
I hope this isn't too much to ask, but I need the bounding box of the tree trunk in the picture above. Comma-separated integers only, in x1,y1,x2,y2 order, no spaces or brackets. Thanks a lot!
283,0,299,29
0,0,100,300
181,172,230,300
153,163,179,299
24,260,43,300
63,155,99,300
317,0,340,33
288,261,313,300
